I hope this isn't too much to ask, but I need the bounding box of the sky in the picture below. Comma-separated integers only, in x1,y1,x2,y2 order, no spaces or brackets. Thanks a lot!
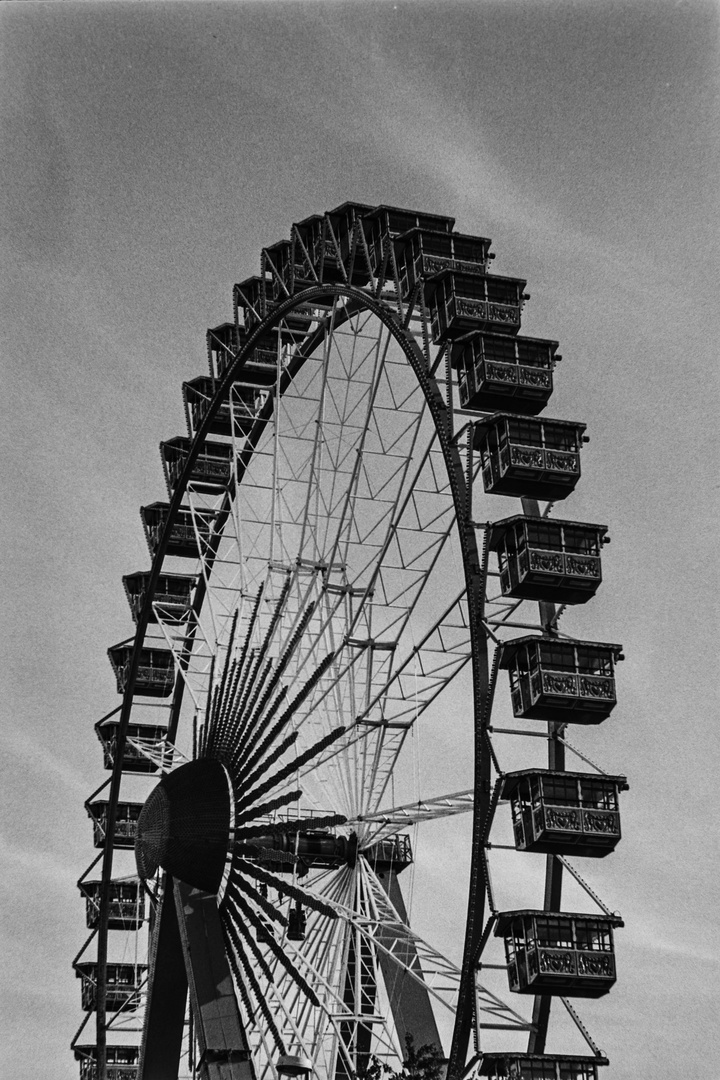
1,0,719,1077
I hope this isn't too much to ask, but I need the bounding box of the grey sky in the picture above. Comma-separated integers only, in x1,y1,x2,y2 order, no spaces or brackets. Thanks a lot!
1,1,718,1077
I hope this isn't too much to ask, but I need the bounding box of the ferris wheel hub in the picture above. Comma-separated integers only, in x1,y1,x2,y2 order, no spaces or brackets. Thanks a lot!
134,758,231,892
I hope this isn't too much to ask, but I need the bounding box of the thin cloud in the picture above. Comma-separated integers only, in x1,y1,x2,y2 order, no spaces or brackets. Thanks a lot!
4,728,89,800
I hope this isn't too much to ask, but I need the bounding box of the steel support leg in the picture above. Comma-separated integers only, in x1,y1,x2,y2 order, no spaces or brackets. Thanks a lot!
335,933,375,1080
174,880,255,1080
376,870,442,1055
139,875,189,1080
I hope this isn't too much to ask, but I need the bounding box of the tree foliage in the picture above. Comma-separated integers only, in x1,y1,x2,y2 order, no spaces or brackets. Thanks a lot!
356,1034,445,1080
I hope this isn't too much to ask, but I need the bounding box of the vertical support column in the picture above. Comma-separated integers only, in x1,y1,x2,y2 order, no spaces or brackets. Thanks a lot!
174,880,255,1080
521,498,563,1056
376,870,443,1054
335,929,376,1080
139,875,188,1080
442,362,492,1079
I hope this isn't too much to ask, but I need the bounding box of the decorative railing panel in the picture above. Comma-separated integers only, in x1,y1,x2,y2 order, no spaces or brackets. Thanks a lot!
541,671,579,698
118,663,174,691
577,952,615,978
578,674,615,700
129,589,192,621
531,805,620,838
153,590,193,610
541,806,582,833
79,1065,138,1080
249,348,277,367
537,948,577,976
582,809,620,835
528,548,565,575
455,297,521,328
518,364,552,388
484,361,518,384
421,254,487,277
545,450,579,473
565,554,601,577
168,457,231,488
147,522,212,552
508,444,545,470
526,549,601,580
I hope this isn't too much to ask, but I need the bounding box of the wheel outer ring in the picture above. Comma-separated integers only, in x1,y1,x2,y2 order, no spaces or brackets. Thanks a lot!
95,283,492,1079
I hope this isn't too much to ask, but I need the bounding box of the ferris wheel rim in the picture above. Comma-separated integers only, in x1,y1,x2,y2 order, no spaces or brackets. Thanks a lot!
91,281,494,1077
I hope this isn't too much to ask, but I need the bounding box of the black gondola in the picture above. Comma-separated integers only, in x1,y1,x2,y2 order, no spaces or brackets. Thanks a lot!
86,800,143,849
453,332,560,414
107,643,175,697
361,204,455,275
426,270,528,342
241,337,282,385
294,213,331,285
263,237,311,300
76,962,146,1012
495,910,622,997
235,268,315,333
95,719,169,773
73,1045,139,1080
78,879,145,930
183,376,231,436
478,1053,608,1080
326,201,376,284
501,769,628,857
207,323,289,382
395,227,493,298
498,636,623,723
233,275,270,332
160,435,234,493
474,414,587,500
122,571,195,623
140,502,217,559
487,516,609,604
206,321,243,379
183,376,267,436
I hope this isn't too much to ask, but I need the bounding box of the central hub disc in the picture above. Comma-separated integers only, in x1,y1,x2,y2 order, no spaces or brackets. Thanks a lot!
135,758,231,893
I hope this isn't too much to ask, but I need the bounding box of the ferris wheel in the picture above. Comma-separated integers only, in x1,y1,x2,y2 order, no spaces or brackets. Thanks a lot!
72,203,627,1080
